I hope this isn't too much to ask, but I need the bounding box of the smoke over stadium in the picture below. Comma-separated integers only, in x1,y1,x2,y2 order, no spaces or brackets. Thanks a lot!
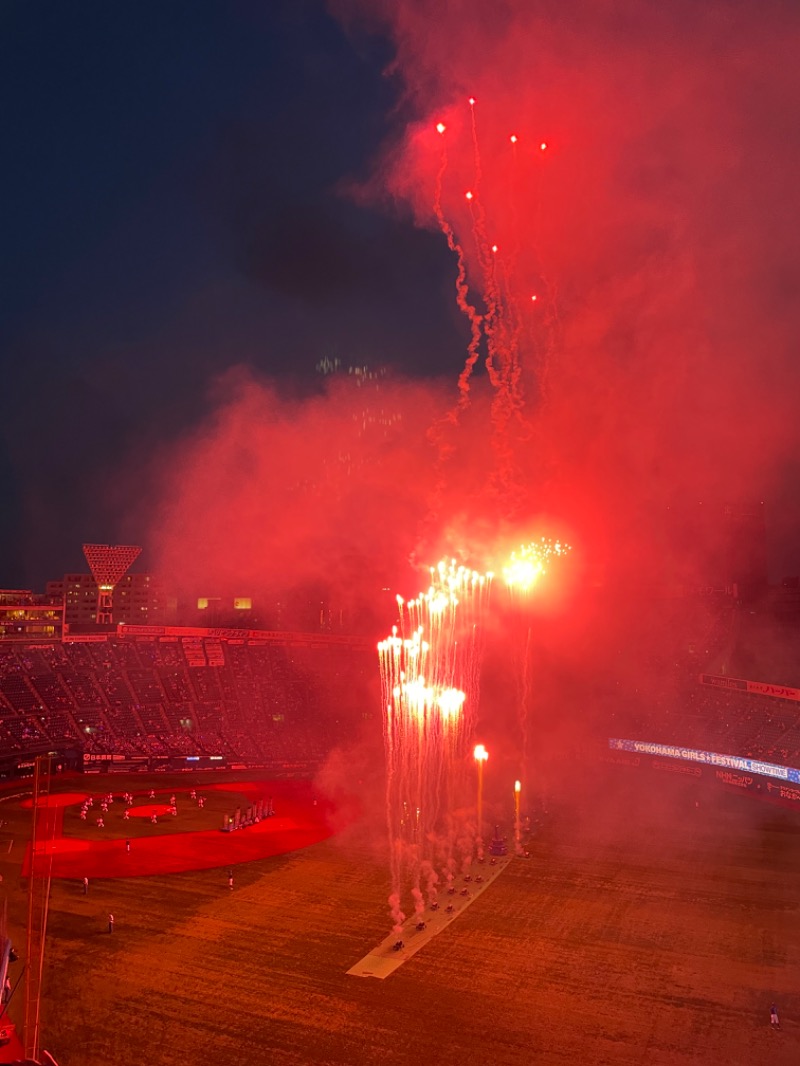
3,1,800,1063
131,0,800,614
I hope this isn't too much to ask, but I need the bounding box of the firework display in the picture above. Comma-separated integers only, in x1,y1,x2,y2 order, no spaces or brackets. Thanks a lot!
378,542,572,933
376,102,576,936
378,561,492,934
430,96,558,509
503,539,571,595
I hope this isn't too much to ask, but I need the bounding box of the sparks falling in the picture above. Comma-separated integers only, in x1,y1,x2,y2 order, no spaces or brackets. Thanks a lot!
378,560,493,934
430,98,555,505
378,545,570,933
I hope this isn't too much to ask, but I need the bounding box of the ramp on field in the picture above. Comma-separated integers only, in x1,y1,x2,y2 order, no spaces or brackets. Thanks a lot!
348,855,513,979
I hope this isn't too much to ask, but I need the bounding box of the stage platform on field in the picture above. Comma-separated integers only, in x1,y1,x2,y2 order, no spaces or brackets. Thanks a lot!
347,854,513,979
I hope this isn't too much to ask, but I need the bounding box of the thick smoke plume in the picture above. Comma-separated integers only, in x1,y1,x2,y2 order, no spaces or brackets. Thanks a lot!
333,0,800,584
146,369,481,617
139,3,800,922
146,0,800,603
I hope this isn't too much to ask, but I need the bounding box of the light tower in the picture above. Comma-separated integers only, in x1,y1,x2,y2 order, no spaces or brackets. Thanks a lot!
82,543,142,625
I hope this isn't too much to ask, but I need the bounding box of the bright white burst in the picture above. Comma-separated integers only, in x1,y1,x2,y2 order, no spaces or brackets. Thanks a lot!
502,539,571,593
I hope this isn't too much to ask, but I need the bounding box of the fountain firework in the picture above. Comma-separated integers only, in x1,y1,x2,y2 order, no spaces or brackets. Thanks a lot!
378,561,492,934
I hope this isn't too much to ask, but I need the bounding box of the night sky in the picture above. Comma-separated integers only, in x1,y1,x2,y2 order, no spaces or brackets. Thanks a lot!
4,0,800,599
2,1,461,588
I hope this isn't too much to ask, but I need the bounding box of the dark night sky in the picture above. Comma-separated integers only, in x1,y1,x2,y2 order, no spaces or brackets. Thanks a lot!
3,0,800,596
1,1,463,587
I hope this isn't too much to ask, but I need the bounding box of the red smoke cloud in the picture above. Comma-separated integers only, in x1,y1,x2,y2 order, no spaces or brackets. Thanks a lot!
148,369,458,610
147,0,800,614
147,364,581,616
333,0,800,583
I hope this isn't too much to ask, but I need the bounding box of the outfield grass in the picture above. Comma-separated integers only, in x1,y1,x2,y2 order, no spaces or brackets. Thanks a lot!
2,770,800,1065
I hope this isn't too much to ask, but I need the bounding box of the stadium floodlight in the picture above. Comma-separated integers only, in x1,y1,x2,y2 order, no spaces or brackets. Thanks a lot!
82,543,142,625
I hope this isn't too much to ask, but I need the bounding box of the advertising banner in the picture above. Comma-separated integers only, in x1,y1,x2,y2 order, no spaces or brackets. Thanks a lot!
700,673,800,703
609,738,798,783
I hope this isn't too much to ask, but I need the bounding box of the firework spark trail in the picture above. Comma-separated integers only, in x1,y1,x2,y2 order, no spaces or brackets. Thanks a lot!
434,106,554,510
501,134,547,415
482,141,540,490
466,98,500,334
379,628,445,931
508,133,522,269
468,105,524,455
465,99,497,301
465,101,504,399
379,563,492,934
468,97,482,197
526,141,559,403
433,123,483,410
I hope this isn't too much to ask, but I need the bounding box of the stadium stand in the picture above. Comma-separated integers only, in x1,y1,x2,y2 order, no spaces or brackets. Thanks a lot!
0,630,376,779
596,596,800,773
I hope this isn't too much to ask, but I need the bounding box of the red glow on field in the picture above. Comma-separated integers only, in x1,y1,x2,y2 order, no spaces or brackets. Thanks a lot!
127,804,174,819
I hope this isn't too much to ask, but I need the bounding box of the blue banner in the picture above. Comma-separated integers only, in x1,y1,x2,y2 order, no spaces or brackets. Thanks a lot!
609,738,797,784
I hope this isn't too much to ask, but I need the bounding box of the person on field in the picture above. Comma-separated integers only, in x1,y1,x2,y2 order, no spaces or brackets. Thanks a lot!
108,914,114,934
771,1004,780,1029
82,877,89,895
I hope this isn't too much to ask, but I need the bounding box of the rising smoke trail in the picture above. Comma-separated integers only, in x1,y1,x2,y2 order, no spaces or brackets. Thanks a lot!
431,102,559,514
433,122,484,411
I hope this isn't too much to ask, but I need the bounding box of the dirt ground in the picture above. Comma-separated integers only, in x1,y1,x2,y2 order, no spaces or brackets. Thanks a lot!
1,768,799,1066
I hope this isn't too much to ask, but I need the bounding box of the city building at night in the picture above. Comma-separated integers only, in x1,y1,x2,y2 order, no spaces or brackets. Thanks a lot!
0,589,64,641
45,572,169,629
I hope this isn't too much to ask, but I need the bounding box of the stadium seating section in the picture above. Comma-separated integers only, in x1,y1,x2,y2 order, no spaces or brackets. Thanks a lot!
0,637,376,773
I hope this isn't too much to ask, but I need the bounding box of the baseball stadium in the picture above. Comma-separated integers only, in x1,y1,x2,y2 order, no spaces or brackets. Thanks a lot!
5,8,800,1060
1,556,799,1066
